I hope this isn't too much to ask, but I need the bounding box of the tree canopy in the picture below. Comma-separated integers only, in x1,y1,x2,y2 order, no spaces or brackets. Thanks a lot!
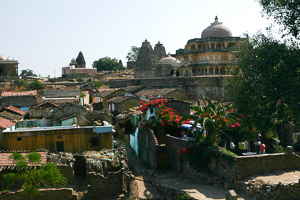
29,79,45,90
258,0,300,39
93,57,124,71
20,69,37,78
226,33,300,138
126,46,140,62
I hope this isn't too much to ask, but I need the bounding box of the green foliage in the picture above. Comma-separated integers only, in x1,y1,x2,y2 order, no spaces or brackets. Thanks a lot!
20,69,37,78
29,80,44,90
185,142,237,169
274,144,284,153
2,152,67,196
10,79,27,88
126,46,140,62
226,33,300,140
176,192,192,200
89,81,103,88
93,57,124,71
258,0,300,39
188,96,238,145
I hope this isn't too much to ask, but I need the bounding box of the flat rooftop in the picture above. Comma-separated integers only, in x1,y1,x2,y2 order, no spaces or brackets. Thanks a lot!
4,125,113,133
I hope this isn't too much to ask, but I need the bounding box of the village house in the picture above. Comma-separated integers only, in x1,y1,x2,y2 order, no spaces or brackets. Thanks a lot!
0,117,16,149
52,102,89,125
0,105,27,121
107,96,140,115
28,102,58,123
59,114,92,126
90,88,125,110
122,85,144,96
2,125,113,153
42,89,80,104
165,99,191,116
0,90,37,111
135,88,188,101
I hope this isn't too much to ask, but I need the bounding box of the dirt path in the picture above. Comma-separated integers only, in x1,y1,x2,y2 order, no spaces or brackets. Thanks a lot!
116,138,161,199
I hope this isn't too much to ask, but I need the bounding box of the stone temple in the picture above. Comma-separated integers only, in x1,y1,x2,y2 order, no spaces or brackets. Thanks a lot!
133,40,180,78
112,17,241,99
133,16,240,78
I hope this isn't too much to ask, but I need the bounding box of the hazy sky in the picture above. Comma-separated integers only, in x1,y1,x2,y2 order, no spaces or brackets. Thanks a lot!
0,0,272,77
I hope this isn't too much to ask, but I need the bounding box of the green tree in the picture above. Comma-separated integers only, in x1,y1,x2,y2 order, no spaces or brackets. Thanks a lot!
10,79,27,88
258,0,300,39
3,152,67,197
226,33,300,139
89,81,102,88
93,57,123,71
126,46,140,62
20,69,37,78
29,80,45,90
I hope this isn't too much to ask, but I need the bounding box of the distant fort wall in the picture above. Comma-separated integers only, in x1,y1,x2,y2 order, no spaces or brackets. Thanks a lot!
109,75,229,100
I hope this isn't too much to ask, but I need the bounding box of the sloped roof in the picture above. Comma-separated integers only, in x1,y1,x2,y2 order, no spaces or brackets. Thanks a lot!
1,90,37,97
0,111,24,121
5,105,27,116
96,88,124,98
0,151,47,168
0,117,15,129
44,90,80,98
36,102,59,108
135,88,179,97
122,85,144,94
107,96,138,104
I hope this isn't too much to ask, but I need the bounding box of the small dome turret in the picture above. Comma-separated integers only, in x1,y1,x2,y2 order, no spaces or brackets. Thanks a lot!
159,54,177,65
201,16,232,38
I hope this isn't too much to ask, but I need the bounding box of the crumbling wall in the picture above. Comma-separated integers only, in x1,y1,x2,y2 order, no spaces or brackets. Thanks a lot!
0,188,77,200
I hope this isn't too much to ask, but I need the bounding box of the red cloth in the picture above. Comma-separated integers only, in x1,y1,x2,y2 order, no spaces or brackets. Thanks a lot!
260,143,266,152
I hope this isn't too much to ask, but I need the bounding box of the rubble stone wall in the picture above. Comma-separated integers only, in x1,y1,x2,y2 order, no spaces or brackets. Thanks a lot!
236,179,300,200
0,188,77,200
208,153,300,182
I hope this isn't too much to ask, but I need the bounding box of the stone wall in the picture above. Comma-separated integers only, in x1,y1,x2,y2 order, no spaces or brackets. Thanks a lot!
233,153,300,180
0,188,77,200
1,96,37,107
84,171,131,200
237,179,300,200
138,129,158,168
165,134,190,171
109,76,227,100
205,152,300,191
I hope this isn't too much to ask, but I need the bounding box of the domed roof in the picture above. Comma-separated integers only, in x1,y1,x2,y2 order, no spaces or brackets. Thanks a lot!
159,54,176,65
0,55,5,61
201,16,232,38
171,60,181,68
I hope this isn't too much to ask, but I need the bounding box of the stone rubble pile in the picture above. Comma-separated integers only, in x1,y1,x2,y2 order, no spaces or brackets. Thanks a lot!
236,179,300,200
47,152,75,166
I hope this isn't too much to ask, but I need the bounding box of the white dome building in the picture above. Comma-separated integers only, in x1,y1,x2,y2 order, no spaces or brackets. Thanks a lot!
177,16,241,77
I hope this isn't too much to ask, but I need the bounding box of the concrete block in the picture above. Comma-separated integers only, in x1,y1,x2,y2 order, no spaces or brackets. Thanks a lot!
225,190,237,200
